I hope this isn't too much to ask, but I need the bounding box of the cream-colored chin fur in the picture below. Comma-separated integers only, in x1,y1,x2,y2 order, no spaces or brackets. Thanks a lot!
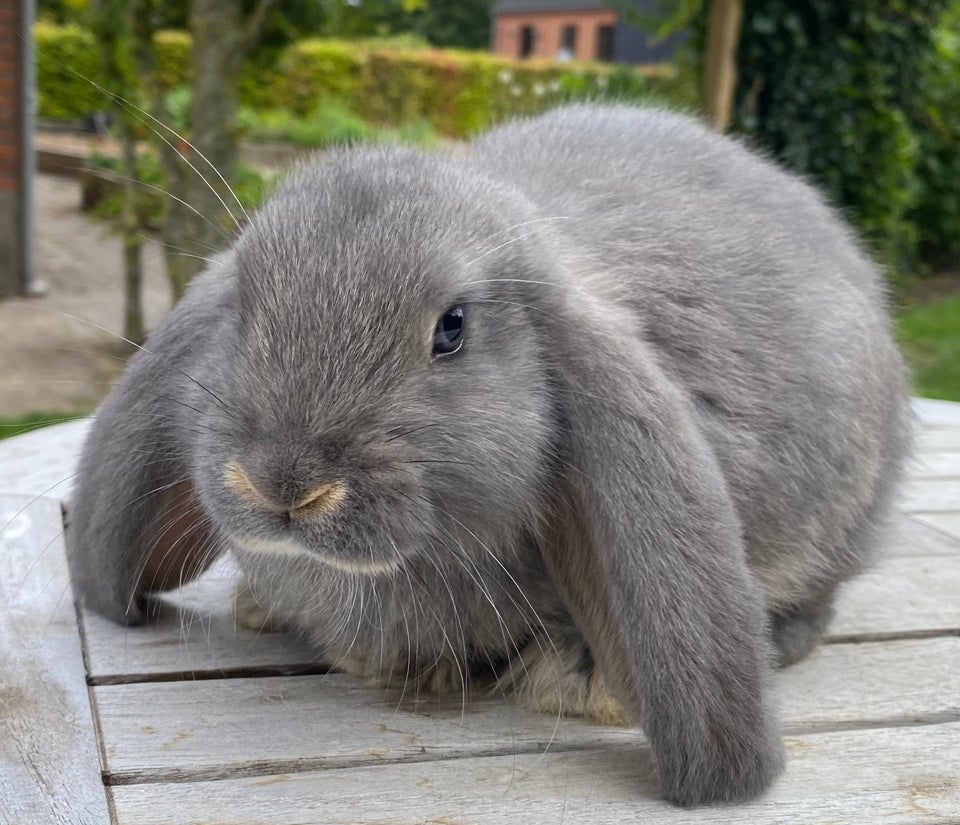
230,534,400,575
232,534,311,558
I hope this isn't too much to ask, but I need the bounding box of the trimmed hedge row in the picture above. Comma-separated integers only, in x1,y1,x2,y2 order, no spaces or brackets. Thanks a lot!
35,23,104,118
270,41,692,136
36,24,695,137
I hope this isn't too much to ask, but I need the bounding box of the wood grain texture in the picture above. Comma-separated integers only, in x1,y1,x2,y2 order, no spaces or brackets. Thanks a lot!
913,513,960,543
829,556,960,638
0,495,111,825
915,428,960,453
81,557,317,683
913,398,960,427
885,517,960,557
901,480,960,514
93,637,958,785
778,638,959,732
94,672,637,783
110,723,960,825
0,419,89,499
909,450,960,480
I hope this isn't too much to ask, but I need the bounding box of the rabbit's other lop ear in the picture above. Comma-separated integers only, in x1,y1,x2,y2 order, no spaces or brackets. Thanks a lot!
65,376,217,626
541,289,785,806
65,273,231,626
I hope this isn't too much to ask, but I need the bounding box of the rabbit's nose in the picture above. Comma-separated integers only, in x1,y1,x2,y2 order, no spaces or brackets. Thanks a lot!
223,460,347,518
287,481,348,516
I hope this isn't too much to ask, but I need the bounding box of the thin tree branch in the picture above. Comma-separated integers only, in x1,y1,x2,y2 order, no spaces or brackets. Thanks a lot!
245,0,282,51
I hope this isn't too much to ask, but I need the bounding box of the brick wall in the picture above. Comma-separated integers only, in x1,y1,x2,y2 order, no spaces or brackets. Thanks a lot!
0,0,23,294
493,10,618,62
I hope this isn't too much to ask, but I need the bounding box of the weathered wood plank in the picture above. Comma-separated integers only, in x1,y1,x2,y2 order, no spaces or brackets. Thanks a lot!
0,418,89,499
909,450,960,479
93,637,959,784
829,556,960,639
900,480,960,513
915,427,960,453
913,513,960,543
94,672,636,784
913,397,960,428
0,495,112,825
779,638,959,732
81,557,316,684
884,517,960,557
110,723,960,825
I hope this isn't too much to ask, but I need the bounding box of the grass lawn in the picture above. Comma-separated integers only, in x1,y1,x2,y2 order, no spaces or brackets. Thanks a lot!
897,292,960,402
0,411,89,441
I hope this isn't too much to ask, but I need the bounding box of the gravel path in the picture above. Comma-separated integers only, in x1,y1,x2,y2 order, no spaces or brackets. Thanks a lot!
0,174,174,418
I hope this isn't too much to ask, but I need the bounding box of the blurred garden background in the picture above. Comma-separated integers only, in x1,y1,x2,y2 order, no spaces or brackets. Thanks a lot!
1,0,959,439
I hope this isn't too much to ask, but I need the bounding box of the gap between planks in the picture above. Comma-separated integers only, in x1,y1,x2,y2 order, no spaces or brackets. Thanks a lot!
92,637,960,786
84,625,960,688
108,723,960,825
100,713,960,788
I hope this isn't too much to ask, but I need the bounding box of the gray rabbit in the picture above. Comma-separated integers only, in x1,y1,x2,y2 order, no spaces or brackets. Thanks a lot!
65,105,912,806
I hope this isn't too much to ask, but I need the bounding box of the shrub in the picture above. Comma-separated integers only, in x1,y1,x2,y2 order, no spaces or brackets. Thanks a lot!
36,24,196,118
264,38,691,139
247,100,370,148
36,24,696,138
733,1,952,283
35,22,104,118
151,29,192,93
270,40,366,115
909,8,960,266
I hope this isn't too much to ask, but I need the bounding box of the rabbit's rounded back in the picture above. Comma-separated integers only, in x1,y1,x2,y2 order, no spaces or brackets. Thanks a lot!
473,105,912,607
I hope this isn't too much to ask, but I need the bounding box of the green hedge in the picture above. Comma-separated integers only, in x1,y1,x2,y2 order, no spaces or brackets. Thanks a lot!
35,22,104,118
36,23,192,118
910,8,960,265
35,23,693,136
151,29,193,93
733,1,958,282
273,40,690,137
270,39,365,115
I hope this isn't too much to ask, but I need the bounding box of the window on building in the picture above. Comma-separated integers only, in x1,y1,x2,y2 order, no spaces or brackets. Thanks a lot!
561,25,577,57
596,25,615,61
520,24,536,58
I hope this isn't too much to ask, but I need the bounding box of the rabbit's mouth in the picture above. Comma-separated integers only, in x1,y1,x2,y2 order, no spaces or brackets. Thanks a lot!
229,532,402,576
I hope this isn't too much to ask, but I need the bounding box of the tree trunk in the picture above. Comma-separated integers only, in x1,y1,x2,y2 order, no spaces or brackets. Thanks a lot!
130,0,197,302
185,0,246,275
119,118,145,344
703,0,744,132
92,0,145,345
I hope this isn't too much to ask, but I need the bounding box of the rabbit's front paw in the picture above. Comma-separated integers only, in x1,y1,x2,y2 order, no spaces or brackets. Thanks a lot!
234,579,289,633
499,637,631,726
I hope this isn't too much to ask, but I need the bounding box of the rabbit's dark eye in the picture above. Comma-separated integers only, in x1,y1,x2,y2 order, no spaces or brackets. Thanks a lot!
433,306,464,356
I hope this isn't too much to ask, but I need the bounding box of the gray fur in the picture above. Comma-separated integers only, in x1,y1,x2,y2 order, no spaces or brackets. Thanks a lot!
65,105,912,805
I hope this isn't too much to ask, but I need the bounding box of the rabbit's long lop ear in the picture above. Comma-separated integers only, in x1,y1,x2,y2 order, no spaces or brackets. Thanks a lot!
542,289,785,806
65,366,216,626
65,279,228,626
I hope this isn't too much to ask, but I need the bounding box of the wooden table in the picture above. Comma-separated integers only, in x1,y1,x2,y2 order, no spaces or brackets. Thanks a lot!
2,401,959,824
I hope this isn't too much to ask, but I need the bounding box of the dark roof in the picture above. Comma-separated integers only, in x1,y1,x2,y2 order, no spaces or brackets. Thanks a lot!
492,0,611,13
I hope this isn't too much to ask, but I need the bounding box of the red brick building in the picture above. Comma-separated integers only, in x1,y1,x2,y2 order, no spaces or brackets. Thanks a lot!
0,0,33,296
491,0,680,65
